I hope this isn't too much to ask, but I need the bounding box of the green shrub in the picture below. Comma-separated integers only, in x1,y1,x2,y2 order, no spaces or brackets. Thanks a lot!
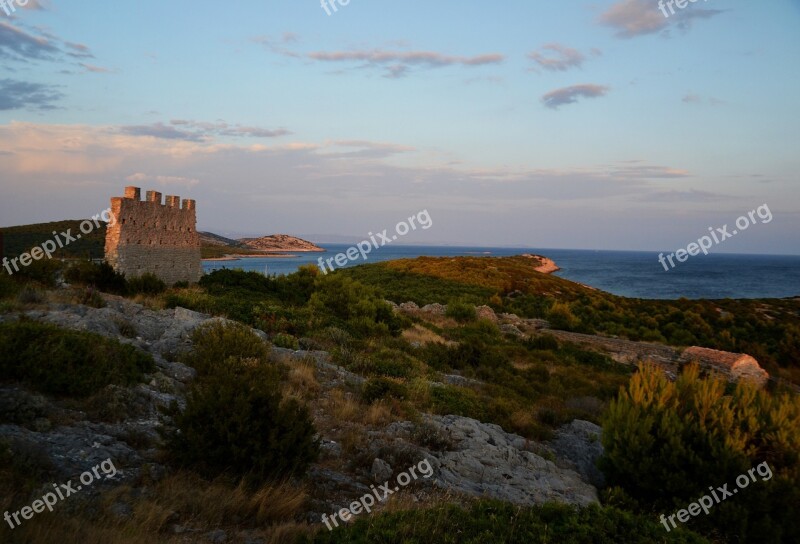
5,258,63,288
429,385,486,420
445,300,477,322
309,274,402,337
524,334,559,351
0,272,18,300
127,273,166,295
362,377,408,403
305,500,709,544
600,363,800,543
0,320,154,397
182,321,271,376
165,351,318,483
77,286,106,308
15,286,44,304
64,261,128,295
548,301,579,330
369,348,420,379
272,333,299,350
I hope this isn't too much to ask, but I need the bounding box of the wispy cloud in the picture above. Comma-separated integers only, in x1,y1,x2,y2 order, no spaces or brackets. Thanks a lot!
306,49,505,78
254,36,504,79
542,84,609,109
599,0,724,39
0,78,63,110
0,20,59,61
682,93,724,105
120,120,291,142
528,43,592,72
80,63,112,73
252,33,302,59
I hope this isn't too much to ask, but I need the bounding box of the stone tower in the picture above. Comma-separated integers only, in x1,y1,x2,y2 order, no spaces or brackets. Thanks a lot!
105,186,202,284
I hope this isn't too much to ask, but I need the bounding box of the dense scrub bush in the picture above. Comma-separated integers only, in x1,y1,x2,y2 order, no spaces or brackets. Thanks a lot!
181,321,271,376
166,321,318,483
305,500,708,544
421,339,507,373
272,332,299,350
0,320,154,397
76,286,106,308
200,266,318,306
127,272,166,295
445,299,476,322
548,301,580,330
0,258,62,288
359,348,421,379
64,261,128,294
361,377,408,403
309,274,402,337
0,272,18,299
429,385,486,420
524,333,559,351
165,362,318,483
601,363,800,542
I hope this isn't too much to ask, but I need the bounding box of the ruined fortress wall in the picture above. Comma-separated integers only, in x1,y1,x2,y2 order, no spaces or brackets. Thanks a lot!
105,186,202,285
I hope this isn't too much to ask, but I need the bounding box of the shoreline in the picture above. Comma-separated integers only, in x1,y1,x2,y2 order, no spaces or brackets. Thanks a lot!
203,253,300,261
521,253,561,274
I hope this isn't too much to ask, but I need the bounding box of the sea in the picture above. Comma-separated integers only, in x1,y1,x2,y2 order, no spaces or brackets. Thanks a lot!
202,245,800,301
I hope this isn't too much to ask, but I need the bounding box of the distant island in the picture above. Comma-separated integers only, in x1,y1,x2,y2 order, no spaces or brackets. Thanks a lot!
200,232,324,260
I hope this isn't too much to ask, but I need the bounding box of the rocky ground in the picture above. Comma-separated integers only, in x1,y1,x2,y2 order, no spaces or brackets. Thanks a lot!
0,295,604,531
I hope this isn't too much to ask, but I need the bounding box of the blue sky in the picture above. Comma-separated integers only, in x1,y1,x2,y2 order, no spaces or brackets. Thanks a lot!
1,0,799,254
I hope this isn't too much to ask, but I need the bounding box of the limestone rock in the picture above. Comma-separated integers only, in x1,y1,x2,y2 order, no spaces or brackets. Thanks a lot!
425,415,598,506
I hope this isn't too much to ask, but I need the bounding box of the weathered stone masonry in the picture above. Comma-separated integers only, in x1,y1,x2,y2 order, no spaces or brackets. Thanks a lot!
105,186,202,285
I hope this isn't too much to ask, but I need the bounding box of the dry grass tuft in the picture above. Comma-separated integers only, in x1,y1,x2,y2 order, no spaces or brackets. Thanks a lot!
325,389,361,422
363,400,394,426
284,361,321,401
0,472,310,544
401,324,454,346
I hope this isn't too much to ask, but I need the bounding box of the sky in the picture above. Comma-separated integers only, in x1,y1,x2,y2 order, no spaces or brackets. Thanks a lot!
0,0,799,254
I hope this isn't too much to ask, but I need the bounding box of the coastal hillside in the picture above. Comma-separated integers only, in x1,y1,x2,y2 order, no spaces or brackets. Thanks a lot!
0,221,319,261
0,220,106,260
1,256,797,543
198,231,245,247
239,234,324,252
341,256,800,384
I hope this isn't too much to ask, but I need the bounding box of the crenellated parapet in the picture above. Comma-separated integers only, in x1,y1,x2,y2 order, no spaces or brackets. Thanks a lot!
105,186,202,284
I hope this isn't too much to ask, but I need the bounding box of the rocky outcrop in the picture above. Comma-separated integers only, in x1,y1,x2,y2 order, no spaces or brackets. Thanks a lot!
679,346,769,387
425,415,598,506
357,415,600,507
548,420,604,488
521,254,560,274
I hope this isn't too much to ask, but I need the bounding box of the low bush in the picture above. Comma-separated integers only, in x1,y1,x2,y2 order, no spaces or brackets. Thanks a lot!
362,377,408,403
309,274,403,337
181,321,271,376
4,258,63,288
305,500,709,543
445,299,477,322
165,362,319,483
166,322,318,483
0,272,18,300
429,385,486,420
63,261,128,294
127,272,166,295
601,363,800,543
0,320,154,397
272,332,300,350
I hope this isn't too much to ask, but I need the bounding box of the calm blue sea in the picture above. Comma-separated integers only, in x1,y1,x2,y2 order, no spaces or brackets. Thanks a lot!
202,245,800,300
